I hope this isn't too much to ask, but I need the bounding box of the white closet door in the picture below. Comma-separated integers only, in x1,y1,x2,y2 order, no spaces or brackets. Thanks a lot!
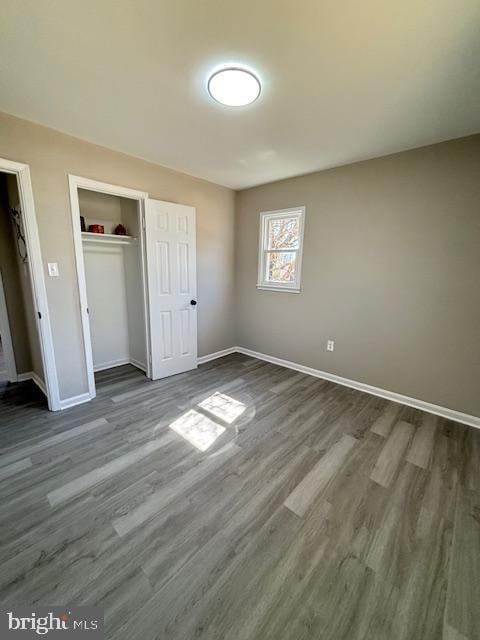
144,199,197,379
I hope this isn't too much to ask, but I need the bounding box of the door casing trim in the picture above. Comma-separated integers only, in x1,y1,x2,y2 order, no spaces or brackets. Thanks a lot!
0,157,60,410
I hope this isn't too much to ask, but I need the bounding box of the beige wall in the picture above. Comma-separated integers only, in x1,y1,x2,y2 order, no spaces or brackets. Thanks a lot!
236,135,480,417
0,112,236,400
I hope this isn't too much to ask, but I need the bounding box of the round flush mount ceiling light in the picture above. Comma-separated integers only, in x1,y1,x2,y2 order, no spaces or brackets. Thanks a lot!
207,66,261,106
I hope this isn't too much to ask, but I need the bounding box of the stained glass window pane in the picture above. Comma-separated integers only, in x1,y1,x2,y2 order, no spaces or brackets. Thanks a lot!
266,252,296,283
267,216,299,250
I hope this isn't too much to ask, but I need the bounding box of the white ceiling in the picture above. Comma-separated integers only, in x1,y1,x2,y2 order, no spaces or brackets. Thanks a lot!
1,0,479,189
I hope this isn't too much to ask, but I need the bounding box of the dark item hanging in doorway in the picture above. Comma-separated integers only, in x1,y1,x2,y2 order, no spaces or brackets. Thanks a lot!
10,206,28,263
114,224,127,236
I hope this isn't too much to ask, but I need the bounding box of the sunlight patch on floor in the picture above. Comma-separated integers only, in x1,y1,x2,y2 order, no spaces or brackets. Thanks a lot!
169,409,226,451
199,392,246,424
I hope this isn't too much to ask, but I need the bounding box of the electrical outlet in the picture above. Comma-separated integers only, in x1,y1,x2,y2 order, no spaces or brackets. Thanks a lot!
327,340,335,352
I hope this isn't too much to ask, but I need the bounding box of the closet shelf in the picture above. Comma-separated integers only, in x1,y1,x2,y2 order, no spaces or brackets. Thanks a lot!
81,232,137,245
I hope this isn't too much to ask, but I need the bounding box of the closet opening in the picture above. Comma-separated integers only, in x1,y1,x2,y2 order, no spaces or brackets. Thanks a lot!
69,176,151,401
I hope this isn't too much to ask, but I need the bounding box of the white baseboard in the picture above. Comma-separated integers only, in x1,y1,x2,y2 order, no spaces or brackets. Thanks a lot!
94,358,147,373
93,358,130,373
234,346,480,430
60,358,146,411
129,358,147,373
197,347,237,365
31,372,47,396
58,392,91,411
16,371,47,396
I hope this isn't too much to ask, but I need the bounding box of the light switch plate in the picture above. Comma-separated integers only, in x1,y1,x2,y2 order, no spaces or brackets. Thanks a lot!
47,262,59,277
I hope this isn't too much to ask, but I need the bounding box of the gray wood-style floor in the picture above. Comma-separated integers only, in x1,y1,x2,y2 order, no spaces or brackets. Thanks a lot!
0,354,479,640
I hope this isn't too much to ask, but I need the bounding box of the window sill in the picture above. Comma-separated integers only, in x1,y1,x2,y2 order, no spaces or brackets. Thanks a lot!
256,284,301,294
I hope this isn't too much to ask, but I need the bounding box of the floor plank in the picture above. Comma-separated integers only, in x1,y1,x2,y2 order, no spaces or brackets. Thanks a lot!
370,403,402,438
113,442,241,537
370,420,415,488
47,431,176,507
284,434,358,517
444,487,480,640
0,456,32,481
406,413,437,469
0,417,109,466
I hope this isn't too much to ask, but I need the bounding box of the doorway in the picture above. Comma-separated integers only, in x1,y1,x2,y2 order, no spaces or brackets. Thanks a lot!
69,175,198,403
0,158,59,410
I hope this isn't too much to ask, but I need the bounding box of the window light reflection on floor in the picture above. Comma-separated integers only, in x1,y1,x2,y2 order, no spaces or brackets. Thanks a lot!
169,409,225,451
198,392,246,424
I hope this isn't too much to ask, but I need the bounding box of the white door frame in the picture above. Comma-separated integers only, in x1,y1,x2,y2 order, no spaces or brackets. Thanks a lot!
68,175,150,401
0,270,17,382
0,157,61,410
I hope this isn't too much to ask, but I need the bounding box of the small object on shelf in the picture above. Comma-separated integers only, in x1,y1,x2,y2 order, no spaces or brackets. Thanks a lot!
80,216,86,232
114,224,127,236
88,224,104,234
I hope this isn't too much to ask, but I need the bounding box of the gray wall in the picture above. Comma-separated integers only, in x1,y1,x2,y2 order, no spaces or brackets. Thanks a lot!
235,135,480,417
0,112,236,400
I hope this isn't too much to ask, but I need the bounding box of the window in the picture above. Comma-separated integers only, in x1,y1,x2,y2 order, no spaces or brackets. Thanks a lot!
257,207,305,292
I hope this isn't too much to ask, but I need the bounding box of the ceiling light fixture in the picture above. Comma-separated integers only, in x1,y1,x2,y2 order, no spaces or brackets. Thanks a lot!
207,66,261,107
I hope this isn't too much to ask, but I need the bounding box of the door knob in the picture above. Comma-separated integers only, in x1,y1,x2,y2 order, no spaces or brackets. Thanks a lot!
190,299,197,306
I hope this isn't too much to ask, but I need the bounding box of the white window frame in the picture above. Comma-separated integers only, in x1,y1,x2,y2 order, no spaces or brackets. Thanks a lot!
257,206,305,293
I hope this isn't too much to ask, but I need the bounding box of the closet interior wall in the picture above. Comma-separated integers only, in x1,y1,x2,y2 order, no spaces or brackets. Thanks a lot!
78,189,147,373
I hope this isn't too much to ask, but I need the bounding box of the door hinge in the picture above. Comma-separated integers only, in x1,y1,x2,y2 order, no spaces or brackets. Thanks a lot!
142,217,146,230
86,307,89,314
37,311,42,319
